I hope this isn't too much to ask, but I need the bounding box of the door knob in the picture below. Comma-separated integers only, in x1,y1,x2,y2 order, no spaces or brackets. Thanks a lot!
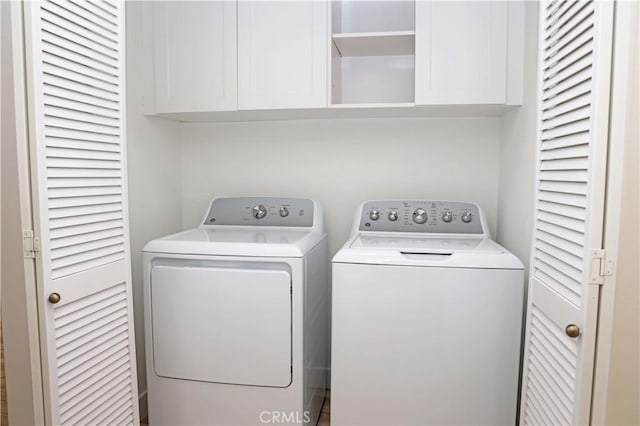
48,292,61,304
565,324,580,338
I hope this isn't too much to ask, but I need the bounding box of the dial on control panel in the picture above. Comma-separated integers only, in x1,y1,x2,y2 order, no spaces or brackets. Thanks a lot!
442,210,453,223
388,211,398,221
369,210,380,221
279,206,289,217
461,212,473,223
252,204,268,219
412,208,428,224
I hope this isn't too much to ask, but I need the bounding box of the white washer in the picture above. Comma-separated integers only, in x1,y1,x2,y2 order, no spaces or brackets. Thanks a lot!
143,197,328,426
331,200,524,425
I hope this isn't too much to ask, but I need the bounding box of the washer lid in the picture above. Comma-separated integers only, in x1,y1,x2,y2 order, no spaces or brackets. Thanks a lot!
333,234,523,269
143,227,324,257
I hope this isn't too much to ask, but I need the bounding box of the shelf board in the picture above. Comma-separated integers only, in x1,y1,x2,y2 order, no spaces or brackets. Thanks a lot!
155,104,516,123
330,102,416,109
332,31,415,57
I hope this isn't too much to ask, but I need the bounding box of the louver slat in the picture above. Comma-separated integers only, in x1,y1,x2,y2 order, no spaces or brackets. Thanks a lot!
537,218,584,244
47,147,121,161
40,8,118,52
49,228,125,252
43,61,118,94
44,94,120,120
541,92,590,120
544,1,590,42
59,355,130,408
42,37,117,76
41,1,118,45
59,352,129,400
48,177,122,188
546,0,573,22
543,39,593,81
62,374,131,425
51,235,124,261
47,168,122,178
49,202,123,219
46,138,120,153
44,84,119,113
544,17,593,66
48,0,118,34
542,67,590,101
44,116,120,137
538,210,584,232
86,393,133,426
544,2,593,52
539,144,589,161
541,106,590,131
40,20,118,64
547,1,576,24
43,73,119,103
530,334,576,390
68,0,117,24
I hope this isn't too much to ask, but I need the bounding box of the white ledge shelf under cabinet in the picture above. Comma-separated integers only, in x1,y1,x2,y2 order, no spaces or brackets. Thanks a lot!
332,31,416,57
154,104,516,123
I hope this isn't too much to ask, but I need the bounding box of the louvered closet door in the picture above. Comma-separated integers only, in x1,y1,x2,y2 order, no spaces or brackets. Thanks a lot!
520,1,613,425
23,1,139,424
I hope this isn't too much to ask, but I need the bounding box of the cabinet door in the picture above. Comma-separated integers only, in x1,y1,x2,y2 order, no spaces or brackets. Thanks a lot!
153,1,237,113
520,2,614,424
238,1,328,110
415,1,507,104
23,1,139,423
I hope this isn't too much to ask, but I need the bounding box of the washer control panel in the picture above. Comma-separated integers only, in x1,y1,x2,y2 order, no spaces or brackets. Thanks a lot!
204,197,314,227
358,200,483,234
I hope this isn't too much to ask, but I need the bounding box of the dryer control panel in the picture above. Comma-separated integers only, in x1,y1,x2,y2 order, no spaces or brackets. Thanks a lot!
203,197,315,227
358,200,483,234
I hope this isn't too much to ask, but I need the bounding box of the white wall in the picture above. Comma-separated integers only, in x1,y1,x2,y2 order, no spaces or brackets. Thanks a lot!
180,117,502,256
125,2,183,415
496,0,538,270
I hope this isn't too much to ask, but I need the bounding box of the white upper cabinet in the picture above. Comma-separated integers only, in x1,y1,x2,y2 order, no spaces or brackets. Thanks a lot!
415,1,509,105
146,0,523,119
153,1,237,113
237,1,328,110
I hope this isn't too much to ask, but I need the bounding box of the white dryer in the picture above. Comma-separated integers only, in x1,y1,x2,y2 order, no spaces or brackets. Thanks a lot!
331,200,524,425
143,197,328,425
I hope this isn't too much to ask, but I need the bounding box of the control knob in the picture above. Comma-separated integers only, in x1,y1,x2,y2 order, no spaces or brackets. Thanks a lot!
412,208,428,224
461,212,473,223
388,211,398,222
442,210,453,223
369,210,380,221
279,206,289,217
252,204,268,219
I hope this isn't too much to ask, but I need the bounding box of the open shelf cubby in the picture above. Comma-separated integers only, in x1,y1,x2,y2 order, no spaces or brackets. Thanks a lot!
331,1,416,105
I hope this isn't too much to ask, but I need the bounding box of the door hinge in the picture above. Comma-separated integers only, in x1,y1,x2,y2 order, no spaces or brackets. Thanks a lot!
23,230,40,259
589,249,614,285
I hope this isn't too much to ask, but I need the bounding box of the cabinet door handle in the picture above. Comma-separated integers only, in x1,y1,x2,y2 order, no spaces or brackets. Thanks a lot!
48,293,61,304
565,324,580,338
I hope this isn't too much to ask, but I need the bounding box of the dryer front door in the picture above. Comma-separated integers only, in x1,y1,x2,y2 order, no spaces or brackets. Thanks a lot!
150,263,292,387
